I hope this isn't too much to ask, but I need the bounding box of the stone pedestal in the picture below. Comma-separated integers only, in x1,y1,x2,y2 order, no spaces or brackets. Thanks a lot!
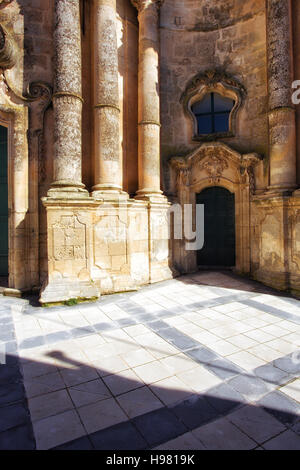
251,194,300,296
40,199,100,305
40,1,96,304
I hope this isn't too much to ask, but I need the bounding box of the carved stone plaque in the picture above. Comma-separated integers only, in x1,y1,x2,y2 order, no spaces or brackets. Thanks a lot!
53,215,86,261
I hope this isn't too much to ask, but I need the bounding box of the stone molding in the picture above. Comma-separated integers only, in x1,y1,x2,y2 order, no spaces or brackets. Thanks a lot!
170,142,261,193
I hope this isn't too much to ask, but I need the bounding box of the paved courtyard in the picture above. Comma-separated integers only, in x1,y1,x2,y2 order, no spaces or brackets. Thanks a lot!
0,271,300,450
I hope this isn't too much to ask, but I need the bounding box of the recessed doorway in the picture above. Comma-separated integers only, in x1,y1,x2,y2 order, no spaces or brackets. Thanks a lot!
197,186,236,268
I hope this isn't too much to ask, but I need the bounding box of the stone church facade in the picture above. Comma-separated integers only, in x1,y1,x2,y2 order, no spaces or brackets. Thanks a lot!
0,0,299,304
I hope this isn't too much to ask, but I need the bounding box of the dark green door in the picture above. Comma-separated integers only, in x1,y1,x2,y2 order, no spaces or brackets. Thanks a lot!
0,126,8,276
197,187,236,267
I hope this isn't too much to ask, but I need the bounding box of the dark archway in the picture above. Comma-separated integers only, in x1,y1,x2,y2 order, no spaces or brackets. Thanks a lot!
0,125,8,278
197,186,236,268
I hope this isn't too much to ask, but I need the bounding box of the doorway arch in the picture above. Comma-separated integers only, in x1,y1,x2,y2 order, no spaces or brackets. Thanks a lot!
196,186,236,268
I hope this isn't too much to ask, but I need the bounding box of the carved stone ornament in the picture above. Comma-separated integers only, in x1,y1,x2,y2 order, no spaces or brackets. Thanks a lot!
53,215,86,262
199,155,228,182
0,24,18,69
170,157,190,192
181,70,246,106
169,142,262,194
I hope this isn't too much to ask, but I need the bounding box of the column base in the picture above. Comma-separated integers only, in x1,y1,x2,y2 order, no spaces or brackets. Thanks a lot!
48,182,89,199
92,184,128,201
135,189,168,204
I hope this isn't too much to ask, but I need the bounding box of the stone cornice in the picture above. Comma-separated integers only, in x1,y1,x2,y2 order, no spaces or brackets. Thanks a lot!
131,0,164,12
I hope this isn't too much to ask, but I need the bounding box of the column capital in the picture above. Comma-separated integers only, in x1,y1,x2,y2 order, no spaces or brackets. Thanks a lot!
131,0,164,13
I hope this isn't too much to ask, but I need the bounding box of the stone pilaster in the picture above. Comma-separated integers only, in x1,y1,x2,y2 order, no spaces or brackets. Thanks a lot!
49,0,87,197
131,0,165,201
92,0,123,198
267,0,297,193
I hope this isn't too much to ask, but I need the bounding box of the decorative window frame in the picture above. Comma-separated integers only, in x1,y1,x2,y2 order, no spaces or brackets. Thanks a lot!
180,70,246,142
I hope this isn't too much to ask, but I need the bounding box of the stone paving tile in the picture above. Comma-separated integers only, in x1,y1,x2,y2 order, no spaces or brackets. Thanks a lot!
177,365,222,393
206,358,243,380
77,397,128,434
279,379,300,403
258,391,300,426
132,407,187,447
116,386,163,418
274,355,300,375
103,369,143,396
185,346,219,365
28,389,74,422
150,376,194,406
159,353,196,375
68,379,112,407
171,394,220,430
254,364,290,386
24,371,66,398
155,432,205,450
121,348,156,368
89,421,147,450
227,350,266,371
91,356,130,377
133,360,173,384
54,435,94,450
291,420,300,435
262,430,300,450
228,375,273,402
60,365,99,387
227,405,286,444
33,409,86,450
0,423,36,450
204,382,246,413
192,417,257,450
0,402,31,433
266,338,299,355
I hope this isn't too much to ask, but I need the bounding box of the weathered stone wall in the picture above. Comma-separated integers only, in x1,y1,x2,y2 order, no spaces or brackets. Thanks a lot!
160,0,268,190
251,196,300,296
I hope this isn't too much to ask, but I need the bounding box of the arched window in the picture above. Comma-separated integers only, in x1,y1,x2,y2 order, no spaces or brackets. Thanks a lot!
191,92,234,136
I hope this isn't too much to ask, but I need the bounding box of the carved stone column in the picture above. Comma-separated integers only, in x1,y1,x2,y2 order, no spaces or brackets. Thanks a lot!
49,0,87,197
131,0,164,200
267,0,297,193
92,0,123,197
